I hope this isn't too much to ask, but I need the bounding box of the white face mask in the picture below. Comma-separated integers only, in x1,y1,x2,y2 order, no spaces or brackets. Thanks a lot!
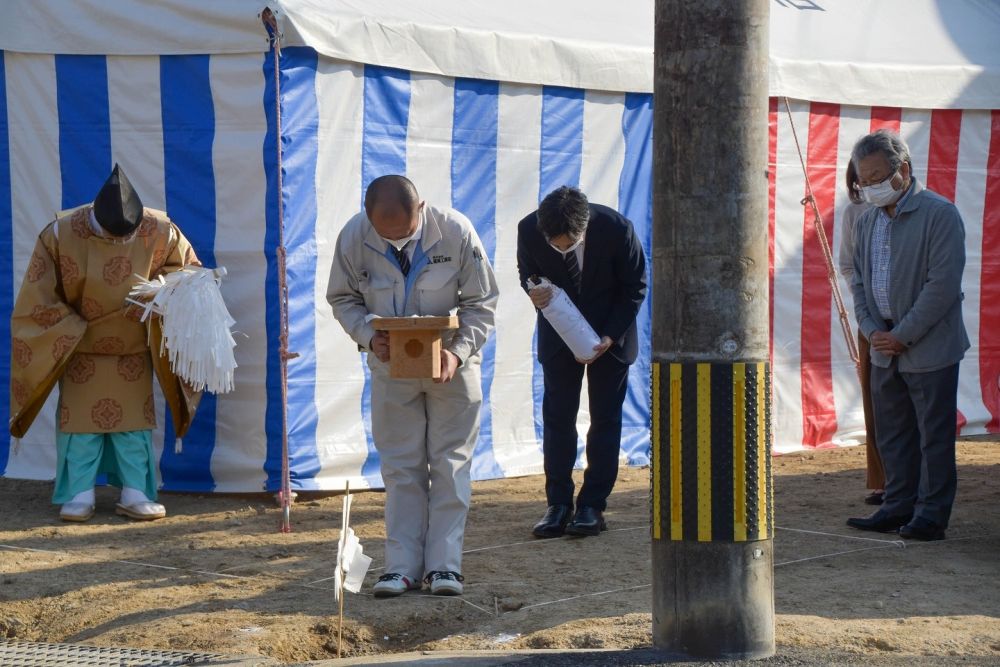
860,170,903,208
549,235,584,256
381,233,415,251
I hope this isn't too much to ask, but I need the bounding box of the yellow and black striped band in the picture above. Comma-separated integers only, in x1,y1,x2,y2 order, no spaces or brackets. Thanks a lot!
651,361,773,542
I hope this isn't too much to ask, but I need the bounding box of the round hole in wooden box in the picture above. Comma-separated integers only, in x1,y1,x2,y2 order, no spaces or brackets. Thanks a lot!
404,338,424,358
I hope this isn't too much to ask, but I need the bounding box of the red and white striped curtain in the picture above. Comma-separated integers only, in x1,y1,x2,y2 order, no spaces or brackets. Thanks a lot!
767,98,1000,452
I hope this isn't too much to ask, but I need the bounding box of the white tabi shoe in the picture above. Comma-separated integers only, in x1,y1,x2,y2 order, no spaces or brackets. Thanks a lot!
59,502,96,522
115,487,166,521
60,489,96,522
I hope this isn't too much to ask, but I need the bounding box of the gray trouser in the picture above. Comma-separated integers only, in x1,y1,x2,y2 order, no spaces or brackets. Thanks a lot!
370,358,481,580
871,359,959,527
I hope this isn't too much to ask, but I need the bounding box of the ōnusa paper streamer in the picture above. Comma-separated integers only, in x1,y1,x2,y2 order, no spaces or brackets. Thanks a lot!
127,266,238,394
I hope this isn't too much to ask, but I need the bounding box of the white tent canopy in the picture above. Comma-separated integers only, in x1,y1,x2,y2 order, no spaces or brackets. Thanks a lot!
768,0,1000,110
3,0,1000,107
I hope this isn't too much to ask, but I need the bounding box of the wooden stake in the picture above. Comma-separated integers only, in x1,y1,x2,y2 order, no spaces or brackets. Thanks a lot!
337,480,349,658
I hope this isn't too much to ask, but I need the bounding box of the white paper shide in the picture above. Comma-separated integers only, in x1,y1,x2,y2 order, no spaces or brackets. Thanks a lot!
336,494,372,599
127,266,239,394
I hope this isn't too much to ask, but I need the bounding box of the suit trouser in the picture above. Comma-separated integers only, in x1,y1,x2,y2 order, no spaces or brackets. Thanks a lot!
857,333,885,490
871,359,959,527
370,358,481,580
541,347,630,511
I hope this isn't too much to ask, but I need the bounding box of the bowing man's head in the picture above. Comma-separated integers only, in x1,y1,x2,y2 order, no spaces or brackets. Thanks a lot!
538,186,589,252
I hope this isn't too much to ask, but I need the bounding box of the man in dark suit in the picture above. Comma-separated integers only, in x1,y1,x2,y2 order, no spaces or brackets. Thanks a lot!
517,186,647,537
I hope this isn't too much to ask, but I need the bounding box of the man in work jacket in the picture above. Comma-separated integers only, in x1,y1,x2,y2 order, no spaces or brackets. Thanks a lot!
327,175,499,597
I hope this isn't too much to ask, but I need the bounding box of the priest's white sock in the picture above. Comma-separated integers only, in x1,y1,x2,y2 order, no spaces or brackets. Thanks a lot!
120,487,152,505
69,489,95,505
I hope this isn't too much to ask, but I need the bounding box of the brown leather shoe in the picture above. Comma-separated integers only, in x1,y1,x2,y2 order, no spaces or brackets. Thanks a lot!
532,504,572,538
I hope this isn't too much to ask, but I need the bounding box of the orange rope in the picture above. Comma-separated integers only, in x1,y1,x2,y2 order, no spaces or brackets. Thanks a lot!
781,98,861,376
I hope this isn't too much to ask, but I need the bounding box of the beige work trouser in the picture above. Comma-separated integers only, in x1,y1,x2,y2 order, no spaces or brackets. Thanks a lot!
370,357,482,580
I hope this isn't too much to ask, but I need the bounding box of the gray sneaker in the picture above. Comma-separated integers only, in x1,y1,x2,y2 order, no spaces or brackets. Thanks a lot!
424,571,464,596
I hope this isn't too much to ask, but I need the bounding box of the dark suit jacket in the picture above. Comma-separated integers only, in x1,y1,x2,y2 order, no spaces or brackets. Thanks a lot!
516,203,647,365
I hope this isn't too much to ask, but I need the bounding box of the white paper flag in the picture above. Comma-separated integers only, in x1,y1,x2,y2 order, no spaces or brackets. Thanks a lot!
335,493,371,600
339,528,372,594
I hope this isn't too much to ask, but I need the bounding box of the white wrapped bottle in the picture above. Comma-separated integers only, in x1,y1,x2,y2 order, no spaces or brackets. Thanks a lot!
528,277,602,361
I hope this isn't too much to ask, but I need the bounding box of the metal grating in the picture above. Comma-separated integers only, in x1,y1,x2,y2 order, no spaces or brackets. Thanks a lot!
0,640,241,666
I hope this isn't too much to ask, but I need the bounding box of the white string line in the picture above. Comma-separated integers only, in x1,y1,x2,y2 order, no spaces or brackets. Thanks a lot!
6,526,986,618
457,597,494,615
217,560,273,574
464,526,647,555
890,535,979,545
307,573,352,584
0,543,498,617
307,525,650,585
238,531,974,618
774,530,987,567
517,584,651,612
349,589,496,616
462,580,535,588
510,540,903,613
777,527,990,547
776,526,905,545
339,588,494,614
516,543,904,614
0,545,256,581
114,559,253,580
0,544,320,589
503,535,992,613
775,543,902,566
513,534,966,612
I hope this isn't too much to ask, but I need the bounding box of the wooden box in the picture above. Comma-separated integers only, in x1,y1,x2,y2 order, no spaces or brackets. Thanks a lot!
370,315,460,379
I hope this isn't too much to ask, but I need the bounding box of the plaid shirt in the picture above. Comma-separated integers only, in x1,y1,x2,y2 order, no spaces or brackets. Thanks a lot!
870,182,915,321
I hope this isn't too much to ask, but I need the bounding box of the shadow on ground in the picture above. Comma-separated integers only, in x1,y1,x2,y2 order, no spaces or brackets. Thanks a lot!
0,442,997,663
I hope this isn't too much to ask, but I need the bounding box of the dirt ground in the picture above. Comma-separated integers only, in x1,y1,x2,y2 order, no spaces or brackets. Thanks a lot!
1,441,998,665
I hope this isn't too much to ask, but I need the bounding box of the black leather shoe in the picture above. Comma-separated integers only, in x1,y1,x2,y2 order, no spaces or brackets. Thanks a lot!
565,506,607,537
864,491,885,506
532,504,572,538
899,516,946,541
846,510,912,533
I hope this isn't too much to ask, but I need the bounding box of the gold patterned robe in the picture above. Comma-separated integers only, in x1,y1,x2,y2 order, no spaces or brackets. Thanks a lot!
10,205,201,437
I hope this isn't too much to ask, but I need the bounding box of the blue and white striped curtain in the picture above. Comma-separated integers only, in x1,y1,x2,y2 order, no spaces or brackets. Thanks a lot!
0,47,654,492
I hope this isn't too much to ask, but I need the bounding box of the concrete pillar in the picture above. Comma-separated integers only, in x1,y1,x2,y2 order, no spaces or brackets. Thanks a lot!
651,0,774,659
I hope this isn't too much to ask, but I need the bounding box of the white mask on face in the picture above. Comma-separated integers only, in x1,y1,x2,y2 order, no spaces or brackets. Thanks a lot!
860,170,903,208
549,235,584,256
381,233,415,251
